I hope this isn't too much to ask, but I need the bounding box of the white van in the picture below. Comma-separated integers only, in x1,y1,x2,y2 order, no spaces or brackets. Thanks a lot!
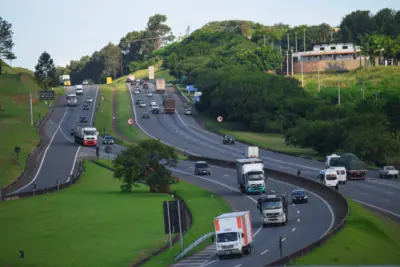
318,169,339,190
331,167,347,184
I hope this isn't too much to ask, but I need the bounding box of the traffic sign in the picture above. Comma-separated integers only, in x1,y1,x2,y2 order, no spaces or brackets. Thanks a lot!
128,118,134,125
217,116,223,123
39,90,55,100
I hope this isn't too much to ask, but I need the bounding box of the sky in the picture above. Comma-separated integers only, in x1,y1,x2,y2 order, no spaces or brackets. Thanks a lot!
2,0,400,70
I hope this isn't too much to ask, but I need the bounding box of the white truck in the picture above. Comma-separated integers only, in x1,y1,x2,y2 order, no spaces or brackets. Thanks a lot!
155,79,165,94
236,158,266,194
246,146,259,158
66,93,78,106
325,154,340,168
379,166,399,179
214,211,253,259
318,169,339,190
75,85,83,95
257,194,288,226
74,126,98,147
59,74,71,86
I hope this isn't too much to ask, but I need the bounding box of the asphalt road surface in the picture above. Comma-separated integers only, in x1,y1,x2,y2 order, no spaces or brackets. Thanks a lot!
127,82,400,220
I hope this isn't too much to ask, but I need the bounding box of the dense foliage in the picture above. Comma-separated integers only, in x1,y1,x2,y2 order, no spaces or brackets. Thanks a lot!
0,17,16,75
34,51,56,89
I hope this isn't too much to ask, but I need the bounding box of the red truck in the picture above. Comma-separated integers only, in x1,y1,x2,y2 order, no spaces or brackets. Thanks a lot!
164,98,175,113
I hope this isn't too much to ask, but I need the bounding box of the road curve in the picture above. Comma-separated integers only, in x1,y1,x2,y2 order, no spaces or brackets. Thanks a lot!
129,82,400,219
7,85,99,195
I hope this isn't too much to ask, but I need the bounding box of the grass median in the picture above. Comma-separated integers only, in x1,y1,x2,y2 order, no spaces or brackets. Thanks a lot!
0,161,230,267
0,70,55,188
199,115,319,159
293,199,400,265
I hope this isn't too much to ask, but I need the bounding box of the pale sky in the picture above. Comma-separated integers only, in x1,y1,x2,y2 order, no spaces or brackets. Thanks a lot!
2,0,400,69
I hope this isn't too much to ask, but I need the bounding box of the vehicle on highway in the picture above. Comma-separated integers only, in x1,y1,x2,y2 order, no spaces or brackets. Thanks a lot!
151,107,160,114
257,193,288,226
150,101,157,107
143,83,148,89
142,112,150,119
291,189,308,204
83,80,89,85
155,78,165,94
318,169,339,190
194,161,211,175
184,108,192,115
67,93,78,107
130,80,136,86
331,166,347,184
379,166,399,178
134,90,140,94
85,97,93,103
70,128,75,136
75,85,83,95
246,146,259,158
214,211,253,259
103,135,114,145
327,153,367,180
82,103,90,110
74,126,98,146
236,158,266,194
164,98,175,114
139,102,146,108
223,134,235,144
79,116,88,123
146,92,152,97
325,154,340,168
135,99,142,105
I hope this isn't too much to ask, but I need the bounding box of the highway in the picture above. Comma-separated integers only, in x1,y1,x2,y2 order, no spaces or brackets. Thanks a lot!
127,82,400,219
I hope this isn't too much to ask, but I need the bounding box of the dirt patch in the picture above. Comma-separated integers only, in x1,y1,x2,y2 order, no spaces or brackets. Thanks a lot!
11,94,38,104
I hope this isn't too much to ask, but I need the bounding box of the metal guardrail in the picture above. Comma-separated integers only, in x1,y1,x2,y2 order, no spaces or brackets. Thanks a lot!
175,232,215,261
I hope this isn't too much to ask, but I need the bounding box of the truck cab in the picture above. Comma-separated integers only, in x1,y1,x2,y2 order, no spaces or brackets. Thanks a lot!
74,126,98,147
75,85,83,95
325,154,340,168
236,158,266,194
214,211,253,259
318,169,339,190
67,93,78,106
257,194,288,226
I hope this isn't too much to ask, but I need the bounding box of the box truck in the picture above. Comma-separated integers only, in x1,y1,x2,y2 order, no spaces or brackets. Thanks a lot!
236,158,266,194
214,211,253,259
155,78,165,94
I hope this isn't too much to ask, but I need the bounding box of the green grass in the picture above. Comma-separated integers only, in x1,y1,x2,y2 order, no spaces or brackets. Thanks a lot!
0,70,54,188
201,115,319,159
95,84,113,136
176,84,194,102
114,65,176,84
293,66,400,96
0,162,176,267
293,199,400,265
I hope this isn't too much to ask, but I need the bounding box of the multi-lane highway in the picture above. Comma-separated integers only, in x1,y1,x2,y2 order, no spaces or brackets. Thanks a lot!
126,82,400,219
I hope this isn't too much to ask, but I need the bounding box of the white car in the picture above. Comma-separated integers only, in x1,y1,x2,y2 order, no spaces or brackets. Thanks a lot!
152,104,159,109
139,103,146,108
146,92,152,97
184,108,192,115
134,90,140,94
85,97,93,103
150,101,157,107
379,166,399,178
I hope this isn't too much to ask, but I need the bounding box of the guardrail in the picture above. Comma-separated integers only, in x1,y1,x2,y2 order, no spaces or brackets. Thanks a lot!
175,232,215,261
185,154,349,266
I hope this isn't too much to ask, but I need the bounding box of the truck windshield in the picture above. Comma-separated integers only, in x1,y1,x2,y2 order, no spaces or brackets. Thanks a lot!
196,163,208,168
83,130,96,135
385,166,395,170
217,232,238,243
262,200,282,210
247,172,264,181
326,174,337,180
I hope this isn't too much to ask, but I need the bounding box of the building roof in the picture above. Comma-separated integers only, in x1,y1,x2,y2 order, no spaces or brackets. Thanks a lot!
294,50,359,57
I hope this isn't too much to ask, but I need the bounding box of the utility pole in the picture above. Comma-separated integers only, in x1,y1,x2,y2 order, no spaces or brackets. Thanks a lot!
362,82,365,100
263,35,266,46
331,30,333,41
29,93,33,126
318,68,321,92
295,32,298,52
286,50,289,76
291,48,294,75
303,29,306,52
301,59,304,87
337,79,341,105
287,33,290,50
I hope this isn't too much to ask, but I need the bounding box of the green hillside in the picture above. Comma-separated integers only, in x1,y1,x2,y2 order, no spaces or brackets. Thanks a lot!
0,60,54,188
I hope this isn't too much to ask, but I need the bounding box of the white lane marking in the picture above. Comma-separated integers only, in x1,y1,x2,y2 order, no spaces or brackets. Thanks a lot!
297,218,300,223
292,228,296,232
281,238,286,242
7,107,69,195
203,260,217,267
232,264,242,267
386,191,394,195
127,84,199,156
353,199,400,218
384,199,391,203
260,249,269,255
66,146,81,183
224,174,229,177
297,210,300,214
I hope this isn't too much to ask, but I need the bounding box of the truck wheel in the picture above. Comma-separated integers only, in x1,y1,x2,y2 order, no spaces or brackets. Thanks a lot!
244,247,251,255
218,256,224,260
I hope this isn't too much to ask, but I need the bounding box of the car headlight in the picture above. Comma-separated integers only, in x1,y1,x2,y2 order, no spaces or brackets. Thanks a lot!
304,196,307,198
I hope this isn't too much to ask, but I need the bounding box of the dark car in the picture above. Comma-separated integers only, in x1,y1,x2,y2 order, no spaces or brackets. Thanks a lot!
82,103,89,110
130,81,136,86
291,189,308,204
151,107,160,114
135,99,142,105
222,135,235,145
103,135,114,145
79,116,88,123
142,112,150,119
143,84,148,89
70,128,75,136
194,161,211,175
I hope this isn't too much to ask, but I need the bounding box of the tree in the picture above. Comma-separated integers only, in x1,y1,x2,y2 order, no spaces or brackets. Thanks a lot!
34,51,56,89
113,139,178,193
102,43,121,79
141,14,174,53
340,10,375,43
255,46,283,71
0,17,16,75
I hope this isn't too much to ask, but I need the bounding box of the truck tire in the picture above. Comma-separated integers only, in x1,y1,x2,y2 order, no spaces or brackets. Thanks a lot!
218,256,224,260
244,246,251,255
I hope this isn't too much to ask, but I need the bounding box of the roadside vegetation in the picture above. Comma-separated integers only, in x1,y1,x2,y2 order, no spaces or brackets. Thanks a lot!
294,199,400,265
0,60,55,188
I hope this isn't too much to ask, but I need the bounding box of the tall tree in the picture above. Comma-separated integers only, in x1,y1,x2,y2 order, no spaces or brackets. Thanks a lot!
101,43,122,79
0,17,16,75
255,46,283,71
34,51,56,89
340,10,375,43
141,14,174,53
374,8,400,37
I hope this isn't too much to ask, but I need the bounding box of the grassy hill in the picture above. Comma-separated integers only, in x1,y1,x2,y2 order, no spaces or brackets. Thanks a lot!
0,60,54,188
